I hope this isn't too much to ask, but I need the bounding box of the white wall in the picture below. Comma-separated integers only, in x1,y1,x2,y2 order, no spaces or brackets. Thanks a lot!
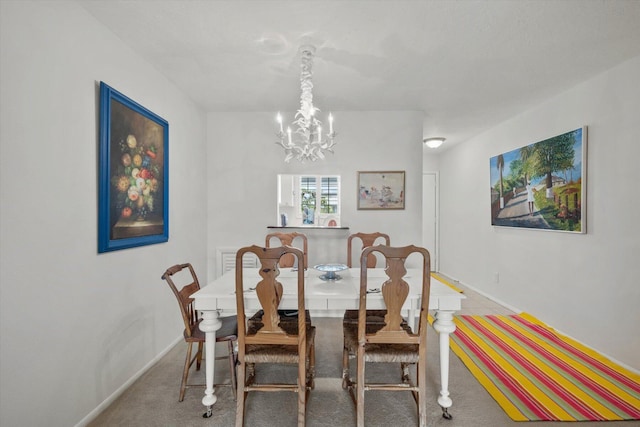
0,2,208,426
438,56,640,370
422,147,440,172
207,111,424,279
3,3,637,426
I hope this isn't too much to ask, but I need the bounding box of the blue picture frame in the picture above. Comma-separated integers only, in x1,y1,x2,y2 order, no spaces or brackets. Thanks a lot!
98,82,169,252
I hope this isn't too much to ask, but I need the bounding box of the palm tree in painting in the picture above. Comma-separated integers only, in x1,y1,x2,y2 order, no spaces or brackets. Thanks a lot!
519,145,535,186
497,154,505,208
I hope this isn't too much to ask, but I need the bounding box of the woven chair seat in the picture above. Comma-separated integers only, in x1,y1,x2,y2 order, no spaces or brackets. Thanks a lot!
342,309,409,325
343,322,419,363
245,326,316,364
342,309,386,323
248,309,311,329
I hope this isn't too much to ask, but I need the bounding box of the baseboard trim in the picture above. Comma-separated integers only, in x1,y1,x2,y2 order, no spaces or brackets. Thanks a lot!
443,273,521,313
74,335,183,427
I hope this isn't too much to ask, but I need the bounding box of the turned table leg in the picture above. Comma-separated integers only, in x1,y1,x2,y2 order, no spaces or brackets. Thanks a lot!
198,310,222,418
433,310,456,419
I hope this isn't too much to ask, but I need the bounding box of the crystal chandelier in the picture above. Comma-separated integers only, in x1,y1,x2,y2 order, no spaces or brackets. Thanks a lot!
275,45,336,162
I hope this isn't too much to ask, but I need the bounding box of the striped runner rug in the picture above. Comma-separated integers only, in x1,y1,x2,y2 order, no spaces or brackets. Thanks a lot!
450,313,640,421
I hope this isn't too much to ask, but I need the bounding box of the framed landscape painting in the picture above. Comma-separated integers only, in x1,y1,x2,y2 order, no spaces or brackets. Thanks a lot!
358,171,405,210
98,82,169,252
490,127,587,233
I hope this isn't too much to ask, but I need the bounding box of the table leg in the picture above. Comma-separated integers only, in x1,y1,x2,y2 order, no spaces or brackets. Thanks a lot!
198,309,222,418
433,310,456,419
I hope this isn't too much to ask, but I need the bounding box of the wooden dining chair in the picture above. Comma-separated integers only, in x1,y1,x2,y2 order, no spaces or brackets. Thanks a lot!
161,263,238,402
343,232,391,325
342,245,431,427
265,232,308,269
252,232,312,329
235,245,316,427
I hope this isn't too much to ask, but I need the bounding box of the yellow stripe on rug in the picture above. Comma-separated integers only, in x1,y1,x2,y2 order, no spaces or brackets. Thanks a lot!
431,272,463,293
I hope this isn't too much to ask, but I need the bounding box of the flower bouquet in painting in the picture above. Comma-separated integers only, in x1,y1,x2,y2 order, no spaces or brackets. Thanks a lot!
112,134,161,222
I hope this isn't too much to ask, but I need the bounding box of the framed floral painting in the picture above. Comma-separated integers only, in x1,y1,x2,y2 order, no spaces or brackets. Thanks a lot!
98,82,169,252
357,171,405,210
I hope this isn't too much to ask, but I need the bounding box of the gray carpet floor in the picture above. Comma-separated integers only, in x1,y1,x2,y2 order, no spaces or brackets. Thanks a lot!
89,283,639,427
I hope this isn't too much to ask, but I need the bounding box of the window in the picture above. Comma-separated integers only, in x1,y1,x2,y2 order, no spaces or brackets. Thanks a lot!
300,177,316,224
320,176,339,214
277,174,340,226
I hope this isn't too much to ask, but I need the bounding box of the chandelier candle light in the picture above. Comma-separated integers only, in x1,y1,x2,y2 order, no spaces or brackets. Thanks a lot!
276,45,336,162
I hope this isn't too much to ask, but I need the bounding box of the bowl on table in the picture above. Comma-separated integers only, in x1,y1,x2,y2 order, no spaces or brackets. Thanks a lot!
313,263,349,281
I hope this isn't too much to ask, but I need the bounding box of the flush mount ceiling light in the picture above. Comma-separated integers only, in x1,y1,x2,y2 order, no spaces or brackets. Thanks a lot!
423,137,446,149
275,45,336,163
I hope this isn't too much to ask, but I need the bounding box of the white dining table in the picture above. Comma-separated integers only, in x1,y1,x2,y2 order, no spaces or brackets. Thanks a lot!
192,267,465,418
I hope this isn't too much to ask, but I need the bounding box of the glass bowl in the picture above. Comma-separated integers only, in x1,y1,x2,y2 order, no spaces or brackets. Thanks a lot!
313,263,349,281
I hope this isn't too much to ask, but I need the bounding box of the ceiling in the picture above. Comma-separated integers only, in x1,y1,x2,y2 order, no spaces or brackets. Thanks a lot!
79,0,640,150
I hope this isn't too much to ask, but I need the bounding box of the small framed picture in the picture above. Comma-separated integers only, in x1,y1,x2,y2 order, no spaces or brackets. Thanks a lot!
357,171,405,210
98,82,169,252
